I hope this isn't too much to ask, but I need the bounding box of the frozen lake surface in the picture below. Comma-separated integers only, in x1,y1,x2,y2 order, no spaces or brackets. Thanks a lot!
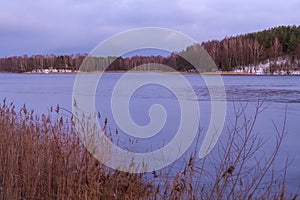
0,73,299,194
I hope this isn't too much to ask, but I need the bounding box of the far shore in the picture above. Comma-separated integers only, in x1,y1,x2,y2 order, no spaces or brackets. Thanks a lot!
1,70,299,75
19,70,259,75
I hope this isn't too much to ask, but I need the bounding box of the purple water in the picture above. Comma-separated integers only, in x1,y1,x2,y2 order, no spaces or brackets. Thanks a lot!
0,73,299,194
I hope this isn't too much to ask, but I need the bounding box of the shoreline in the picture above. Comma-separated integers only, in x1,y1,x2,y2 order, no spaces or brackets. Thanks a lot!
1,70,299,76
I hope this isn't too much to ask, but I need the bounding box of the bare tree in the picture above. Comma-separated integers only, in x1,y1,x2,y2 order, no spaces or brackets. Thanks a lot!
270,37,283,73
253,39,264,73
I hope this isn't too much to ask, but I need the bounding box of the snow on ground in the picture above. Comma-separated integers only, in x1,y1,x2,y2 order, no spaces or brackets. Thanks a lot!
234,57,300,75
30,69,75,73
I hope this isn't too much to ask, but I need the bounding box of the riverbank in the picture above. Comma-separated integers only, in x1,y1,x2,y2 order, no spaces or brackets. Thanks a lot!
18,69,300,75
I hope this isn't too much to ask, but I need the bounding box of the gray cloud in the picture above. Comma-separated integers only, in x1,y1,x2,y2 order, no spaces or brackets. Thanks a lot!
0,0,299,57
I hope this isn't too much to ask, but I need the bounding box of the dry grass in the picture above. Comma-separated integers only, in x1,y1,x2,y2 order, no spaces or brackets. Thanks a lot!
0,99,151,199
0,98,299,199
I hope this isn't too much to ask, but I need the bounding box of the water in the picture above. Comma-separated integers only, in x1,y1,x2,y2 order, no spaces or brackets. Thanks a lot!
0,73,299,194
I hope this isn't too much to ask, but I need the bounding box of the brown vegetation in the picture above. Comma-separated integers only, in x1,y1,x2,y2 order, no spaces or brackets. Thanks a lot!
0,99,150,199
0,99,299,199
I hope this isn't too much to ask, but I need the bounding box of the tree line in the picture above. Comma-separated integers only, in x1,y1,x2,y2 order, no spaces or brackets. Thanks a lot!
202,25,300,72
0,54,87,73
1,25,300,73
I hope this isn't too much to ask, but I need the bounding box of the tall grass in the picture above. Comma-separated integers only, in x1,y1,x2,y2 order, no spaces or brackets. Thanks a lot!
0,99,298,199
0,99,150,199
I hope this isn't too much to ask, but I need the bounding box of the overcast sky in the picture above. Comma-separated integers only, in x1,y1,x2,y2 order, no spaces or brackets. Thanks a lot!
1,0,299,57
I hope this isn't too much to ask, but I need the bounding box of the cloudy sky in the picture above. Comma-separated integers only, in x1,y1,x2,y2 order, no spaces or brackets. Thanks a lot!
1,0,299,57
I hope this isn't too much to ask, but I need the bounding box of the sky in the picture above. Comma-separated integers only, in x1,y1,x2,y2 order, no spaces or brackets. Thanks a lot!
0,0,300,57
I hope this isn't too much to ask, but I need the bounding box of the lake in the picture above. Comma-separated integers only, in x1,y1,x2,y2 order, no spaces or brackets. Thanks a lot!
0,73,299,194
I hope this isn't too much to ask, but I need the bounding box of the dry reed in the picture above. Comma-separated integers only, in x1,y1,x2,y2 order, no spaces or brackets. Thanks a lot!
0,99,298,199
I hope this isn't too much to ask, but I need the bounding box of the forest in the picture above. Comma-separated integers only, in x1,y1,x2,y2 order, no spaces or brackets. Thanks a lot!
202,25,300,73
1,25,300,73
